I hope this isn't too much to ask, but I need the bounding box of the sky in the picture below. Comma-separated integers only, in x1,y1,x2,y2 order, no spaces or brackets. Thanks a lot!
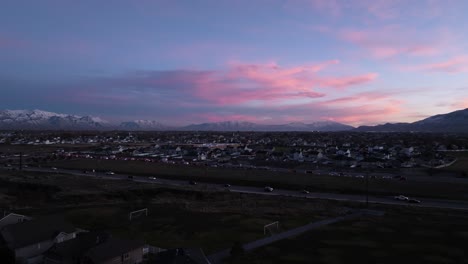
1,0,468,126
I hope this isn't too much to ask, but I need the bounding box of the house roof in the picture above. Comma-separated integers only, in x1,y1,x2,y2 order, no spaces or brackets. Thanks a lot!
84,237,144,262
0,216,75,249
45,231,110,261
0,213,28,223
154,248,211,264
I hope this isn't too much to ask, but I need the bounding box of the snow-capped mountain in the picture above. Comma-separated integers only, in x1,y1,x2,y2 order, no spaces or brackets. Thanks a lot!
265,121,354,131
181,121,354,131
0,110,356,131
0,110,109,130
181,121,259,131
119,120,169,131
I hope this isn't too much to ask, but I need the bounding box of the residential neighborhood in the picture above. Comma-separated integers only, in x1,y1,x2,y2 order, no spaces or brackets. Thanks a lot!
0,212,210,264
1,131,465,175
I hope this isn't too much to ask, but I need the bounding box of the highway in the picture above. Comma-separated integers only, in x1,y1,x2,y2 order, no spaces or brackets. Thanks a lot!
14,166,468,211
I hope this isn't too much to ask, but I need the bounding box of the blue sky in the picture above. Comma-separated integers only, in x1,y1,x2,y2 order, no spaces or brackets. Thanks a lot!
1,0,468,125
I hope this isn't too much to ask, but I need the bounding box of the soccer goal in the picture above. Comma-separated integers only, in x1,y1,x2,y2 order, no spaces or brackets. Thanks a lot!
129,208,148,221
264,221,279,235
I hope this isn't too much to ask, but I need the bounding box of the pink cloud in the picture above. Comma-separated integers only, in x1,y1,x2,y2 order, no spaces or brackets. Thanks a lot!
339,27,441,59
191,113,264,123
317,73,378,88
416,56,468,73
452,99,468,109
316,101,403,126
192,61,376,105
321,91,392,105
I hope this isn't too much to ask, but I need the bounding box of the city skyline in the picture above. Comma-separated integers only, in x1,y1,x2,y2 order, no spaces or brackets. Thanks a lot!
1,0,468,126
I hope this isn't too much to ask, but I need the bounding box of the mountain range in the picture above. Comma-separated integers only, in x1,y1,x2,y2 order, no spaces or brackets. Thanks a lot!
0,108,467,132
354,108,468,133
0,109,352,131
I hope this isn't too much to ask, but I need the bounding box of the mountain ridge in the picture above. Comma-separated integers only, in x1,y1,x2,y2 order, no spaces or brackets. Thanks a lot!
0,109,353,131
2,108,467,132
354,108,468,133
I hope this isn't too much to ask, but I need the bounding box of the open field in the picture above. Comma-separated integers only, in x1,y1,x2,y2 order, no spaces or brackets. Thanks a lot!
227,206,468,264
47,159,468,200
2,169,468,262
52,204,325,254
443,151,468,175
0,171,347,255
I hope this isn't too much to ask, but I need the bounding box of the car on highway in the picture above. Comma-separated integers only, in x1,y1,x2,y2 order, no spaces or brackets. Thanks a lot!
189,180,197,185
51,167,57,170
301,190,310,194
264,186,274,192
224,184,231,188
148,176,157,180
394,195,409,201
105,171,115,175
408,199,421,204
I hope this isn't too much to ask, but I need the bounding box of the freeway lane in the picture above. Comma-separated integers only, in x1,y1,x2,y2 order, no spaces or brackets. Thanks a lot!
14,167,468,211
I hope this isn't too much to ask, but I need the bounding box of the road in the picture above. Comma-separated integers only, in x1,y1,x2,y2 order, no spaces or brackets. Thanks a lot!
12,166,468,211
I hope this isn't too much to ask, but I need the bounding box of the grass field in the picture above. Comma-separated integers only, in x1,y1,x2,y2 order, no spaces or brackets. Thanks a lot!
48,159,468,201
3,169,467,263
56,204,325,254
1,170,342,254
227,206,468,264
13,186,338,255
443,151,468,175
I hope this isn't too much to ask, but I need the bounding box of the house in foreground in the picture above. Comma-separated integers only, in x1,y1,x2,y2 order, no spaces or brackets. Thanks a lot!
0,213,32,229
45,231,145,264
151,248,211,264
0,216,80,264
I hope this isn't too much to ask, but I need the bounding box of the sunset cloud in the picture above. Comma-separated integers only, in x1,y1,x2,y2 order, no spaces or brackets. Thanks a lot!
1,0,467,126
452,99,468,109
190,61,376,105
338,27,440,59
416,56,468,73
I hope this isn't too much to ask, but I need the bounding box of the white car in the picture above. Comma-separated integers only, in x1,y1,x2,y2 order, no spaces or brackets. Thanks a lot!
394,195,409,201
51,167,57,170
105,171,115,175
148,176,157,180
264,186,274,192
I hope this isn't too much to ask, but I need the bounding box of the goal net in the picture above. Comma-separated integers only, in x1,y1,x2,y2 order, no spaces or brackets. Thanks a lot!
129,208,148,221
264,221,280,235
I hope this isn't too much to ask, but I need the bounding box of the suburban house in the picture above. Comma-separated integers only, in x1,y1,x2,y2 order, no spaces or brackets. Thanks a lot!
44,231,109,264
151,248,211,264
82,237,145,264
0,213,32,229
45,232,145,264
0,216,79,264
